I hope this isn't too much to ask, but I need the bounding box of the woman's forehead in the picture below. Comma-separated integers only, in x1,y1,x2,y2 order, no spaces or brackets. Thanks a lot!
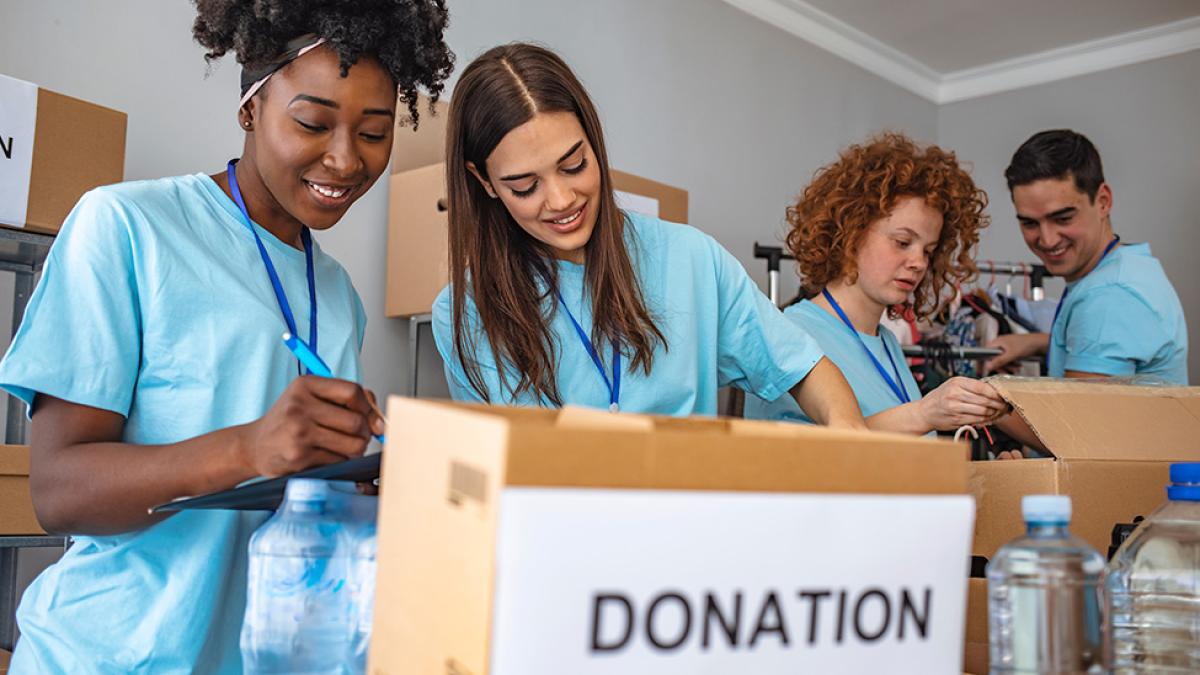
488,111,586,173
270,47,396,108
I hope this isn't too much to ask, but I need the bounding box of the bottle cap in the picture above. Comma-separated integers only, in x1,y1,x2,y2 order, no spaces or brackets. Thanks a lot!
285,478,329,503
1022,495,1071,524
1167,463,1200,501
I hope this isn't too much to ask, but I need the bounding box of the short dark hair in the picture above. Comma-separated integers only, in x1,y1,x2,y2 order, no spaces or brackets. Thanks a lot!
192,0,454,126
1005,129,1106,201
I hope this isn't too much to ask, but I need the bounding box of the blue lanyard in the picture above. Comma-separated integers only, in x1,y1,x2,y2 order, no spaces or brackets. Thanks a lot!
1052,235,1120,326
226,160,319,374
822,289,910,404
555,290,621,412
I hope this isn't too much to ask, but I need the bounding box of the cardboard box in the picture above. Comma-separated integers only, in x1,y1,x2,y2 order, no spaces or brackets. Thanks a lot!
369,398,976,674
384,97,689,317
962,379,1200,675
1,74,126,233
0,445,44,535
1,646,10,673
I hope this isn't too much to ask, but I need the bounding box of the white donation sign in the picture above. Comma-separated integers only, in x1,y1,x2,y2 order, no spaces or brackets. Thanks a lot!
489,489,975,674
0,74,38,228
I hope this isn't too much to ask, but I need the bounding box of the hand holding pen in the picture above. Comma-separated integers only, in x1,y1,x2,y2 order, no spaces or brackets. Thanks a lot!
229,334,387,479
282,332,387,445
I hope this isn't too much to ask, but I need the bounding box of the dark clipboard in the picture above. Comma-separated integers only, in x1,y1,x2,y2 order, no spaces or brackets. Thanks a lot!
149,453,380,513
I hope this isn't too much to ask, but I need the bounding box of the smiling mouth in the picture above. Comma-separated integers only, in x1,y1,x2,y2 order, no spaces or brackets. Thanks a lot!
544,204,585,229
305,180,356,204
1041,243,1069,257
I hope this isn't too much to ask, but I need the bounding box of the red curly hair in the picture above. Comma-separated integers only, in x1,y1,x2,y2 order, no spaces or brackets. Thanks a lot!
786,132,988,319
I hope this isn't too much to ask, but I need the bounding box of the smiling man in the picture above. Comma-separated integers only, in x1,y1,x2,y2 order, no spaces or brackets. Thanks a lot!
985,129,1188,385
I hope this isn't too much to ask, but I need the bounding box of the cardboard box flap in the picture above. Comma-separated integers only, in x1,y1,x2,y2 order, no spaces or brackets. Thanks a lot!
986,378,1200,461
0,445,31,477
388,397,966,494
556,405,655,432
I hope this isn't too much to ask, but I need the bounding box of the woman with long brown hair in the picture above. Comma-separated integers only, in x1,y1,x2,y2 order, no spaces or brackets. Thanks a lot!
431,43,862,426
744,133,1010,435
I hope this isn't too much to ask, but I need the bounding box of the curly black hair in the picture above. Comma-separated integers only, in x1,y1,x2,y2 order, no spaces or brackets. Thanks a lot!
192,0,454,126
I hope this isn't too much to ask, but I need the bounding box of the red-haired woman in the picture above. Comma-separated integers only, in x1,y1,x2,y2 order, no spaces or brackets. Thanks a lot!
432,43,864,427
745,133,1009,435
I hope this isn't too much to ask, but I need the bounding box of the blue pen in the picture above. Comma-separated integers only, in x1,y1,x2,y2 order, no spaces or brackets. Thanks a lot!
282,332,387,444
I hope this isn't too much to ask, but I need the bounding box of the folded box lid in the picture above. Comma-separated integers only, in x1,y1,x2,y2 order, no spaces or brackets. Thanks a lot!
389,398,967,495
986,378,1200,461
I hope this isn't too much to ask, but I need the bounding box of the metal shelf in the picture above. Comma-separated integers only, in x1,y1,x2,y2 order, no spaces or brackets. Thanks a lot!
0,225,58,652
0,227,54,275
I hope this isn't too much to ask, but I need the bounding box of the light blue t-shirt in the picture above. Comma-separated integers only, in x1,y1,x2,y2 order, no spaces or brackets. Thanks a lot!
0,174,366,673
744,299,920,424
1049,243,1188,384
432,212,824,415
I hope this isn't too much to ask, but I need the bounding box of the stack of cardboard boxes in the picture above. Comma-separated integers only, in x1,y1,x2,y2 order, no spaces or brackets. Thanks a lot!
1,76,124,667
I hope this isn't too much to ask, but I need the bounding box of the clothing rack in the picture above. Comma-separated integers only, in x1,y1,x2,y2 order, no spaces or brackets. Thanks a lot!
901,344,1001,360
753,244,794,306
753,244,1053,304
975,261,1054,301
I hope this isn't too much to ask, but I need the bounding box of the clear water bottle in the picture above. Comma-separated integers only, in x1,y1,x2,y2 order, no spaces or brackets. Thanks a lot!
241,478,354,674
987,495,1106,674
1106,462,1200,673
349,521,378,672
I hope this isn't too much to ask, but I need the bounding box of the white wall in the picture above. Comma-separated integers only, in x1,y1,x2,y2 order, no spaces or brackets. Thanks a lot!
1,0,936,402
937,50,1200,384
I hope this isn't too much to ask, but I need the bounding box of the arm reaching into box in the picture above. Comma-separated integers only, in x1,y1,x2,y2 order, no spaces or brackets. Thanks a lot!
865,377,1009,435
28,378,383,535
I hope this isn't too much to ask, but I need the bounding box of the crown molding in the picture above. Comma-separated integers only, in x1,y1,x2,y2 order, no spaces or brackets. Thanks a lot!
937,16,1200,103
723,0,1200,104
720,0,942,100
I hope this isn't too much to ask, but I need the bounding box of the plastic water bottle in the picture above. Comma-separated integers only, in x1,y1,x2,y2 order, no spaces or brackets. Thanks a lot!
987,495,1105,674
349,521,378,672
1106,462,1200,673
241,478,354,674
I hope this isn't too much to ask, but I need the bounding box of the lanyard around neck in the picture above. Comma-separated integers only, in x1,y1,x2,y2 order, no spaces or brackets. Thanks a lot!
226,159,319,373
1052,234,1120,327
822,289,910,404
555,289,621,412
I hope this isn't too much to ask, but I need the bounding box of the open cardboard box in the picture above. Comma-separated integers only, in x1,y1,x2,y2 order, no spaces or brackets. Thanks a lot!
1,445,44,535
384,97,688,317
0,75,126,234
963,378,1200,675
369,398,976,674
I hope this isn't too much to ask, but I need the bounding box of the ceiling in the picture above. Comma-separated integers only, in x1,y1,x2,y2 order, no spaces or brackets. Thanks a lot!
723,0,1200,103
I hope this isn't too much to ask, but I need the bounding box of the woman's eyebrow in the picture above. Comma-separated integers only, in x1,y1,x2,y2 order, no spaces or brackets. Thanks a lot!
499,140,584,182
288,93,394,118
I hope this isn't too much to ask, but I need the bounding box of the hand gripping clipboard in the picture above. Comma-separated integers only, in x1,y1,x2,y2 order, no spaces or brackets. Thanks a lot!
149,453,380,513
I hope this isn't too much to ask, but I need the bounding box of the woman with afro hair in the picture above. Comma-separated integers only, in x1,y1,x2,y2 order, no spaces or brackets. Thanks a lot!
0,1,452,671
745,133,1011,435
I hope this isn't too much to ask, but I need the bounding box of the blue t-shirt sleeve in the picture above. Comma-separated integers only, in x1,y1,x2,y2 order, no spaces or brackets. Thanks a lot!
707,237,824,400
0,188,142,415
1062,284,1166,376
432,286,489,403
